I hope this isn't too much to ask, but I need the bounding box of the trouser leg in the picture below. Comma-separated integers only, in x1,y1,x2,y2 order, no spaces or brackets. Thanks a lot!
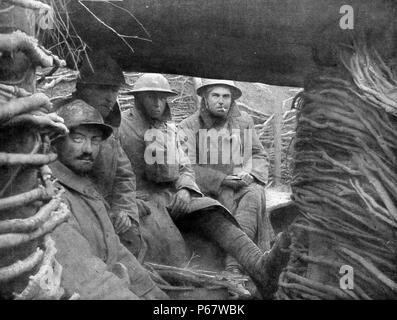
234,189,260,240
192,210,290,299
225,189,261,272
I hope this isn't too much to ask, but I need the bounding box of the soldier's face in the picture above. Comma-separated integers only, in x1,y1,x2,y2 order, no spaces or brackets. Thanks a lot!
138,92,168,120
56,125,103,174
79,85,120,118
205,86,232,118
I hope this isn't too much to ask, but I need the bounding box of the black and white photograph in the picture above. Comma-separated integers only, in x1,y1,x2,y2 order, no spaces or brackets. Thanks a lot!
0,0,396,308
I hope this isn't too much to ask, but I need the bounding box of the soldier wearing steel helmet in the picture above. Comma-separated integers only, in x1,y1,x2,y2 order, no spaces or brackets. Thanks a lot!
179,79,273,276
50,100,168,300
119,74,290,299
53,51,143,258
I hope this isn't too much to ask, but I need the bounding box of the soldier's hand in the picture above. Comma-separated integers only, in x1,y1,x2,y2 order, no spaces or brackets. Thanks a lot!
136,199,151,217
121,220,142,256
114,211,132,234
170,188,191,218
237,171,254,185
222,175,249,190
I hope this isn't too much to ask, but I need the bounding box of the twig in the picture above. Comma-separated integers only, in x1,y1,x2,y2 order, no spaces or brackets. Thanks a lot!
0,198,61,234
0,247,44,282
339,247,397,292
3,0,51,11
0,153,57,166
0,205,69,249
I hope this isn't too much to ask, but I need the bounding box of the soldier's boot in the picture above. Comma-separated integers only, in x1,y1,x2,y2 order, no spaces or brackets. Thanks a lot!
224,207,256,274
195,211,291,299
225,255,243,274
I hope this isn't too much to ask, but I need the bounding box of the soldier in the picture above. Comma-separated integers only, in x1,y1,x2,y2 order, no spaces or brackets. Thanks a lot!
51,99,168,300
179,79,273,275
54,51,142,257
119,73,290,298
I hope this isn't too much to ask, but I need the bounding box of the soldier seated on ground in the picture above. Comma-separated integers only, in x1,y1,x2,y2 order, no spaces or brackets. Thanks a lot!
179,79,273,275
53,51,143,258
50,99,168,300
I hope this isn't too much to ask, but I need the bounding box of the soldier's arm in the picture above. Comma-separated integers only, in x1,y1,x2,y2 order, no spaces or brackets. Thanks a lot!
173,126,203,196
109,142,139,224
242,115,269,185
176,146,204,196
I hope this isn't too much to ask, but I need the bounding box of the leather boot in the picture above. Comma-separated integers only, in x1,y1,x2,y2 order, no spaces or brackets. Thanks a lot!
225,255,243,274
194,211,291,299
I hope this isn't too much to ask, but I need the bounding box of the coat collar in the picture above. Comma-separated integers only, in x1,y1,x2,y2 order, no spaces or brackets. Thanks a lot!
50,161,97,197
104,100,121,128
199,101,241,129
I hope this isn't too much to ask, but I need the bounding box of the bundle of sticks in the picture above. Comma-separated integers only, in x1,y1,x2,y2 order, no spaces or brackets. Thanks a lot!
0,88,70,300
277,42,397,299
167,76,198,123
145,262,251,299
255,109,296,185
0,29,71,299
37,68,78,92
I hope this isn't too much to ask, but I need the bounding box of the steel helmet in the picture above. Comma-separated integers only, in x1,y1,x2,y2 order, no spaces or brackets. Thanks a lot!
127,73,177,96
56,99,113,139
77,51,127,87
196,79,242,99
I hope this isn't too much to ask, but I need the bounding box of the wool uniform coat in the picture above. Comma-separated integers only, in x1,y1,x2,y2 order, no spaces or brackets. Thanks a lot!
50,161,158,299
179,103,274,251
